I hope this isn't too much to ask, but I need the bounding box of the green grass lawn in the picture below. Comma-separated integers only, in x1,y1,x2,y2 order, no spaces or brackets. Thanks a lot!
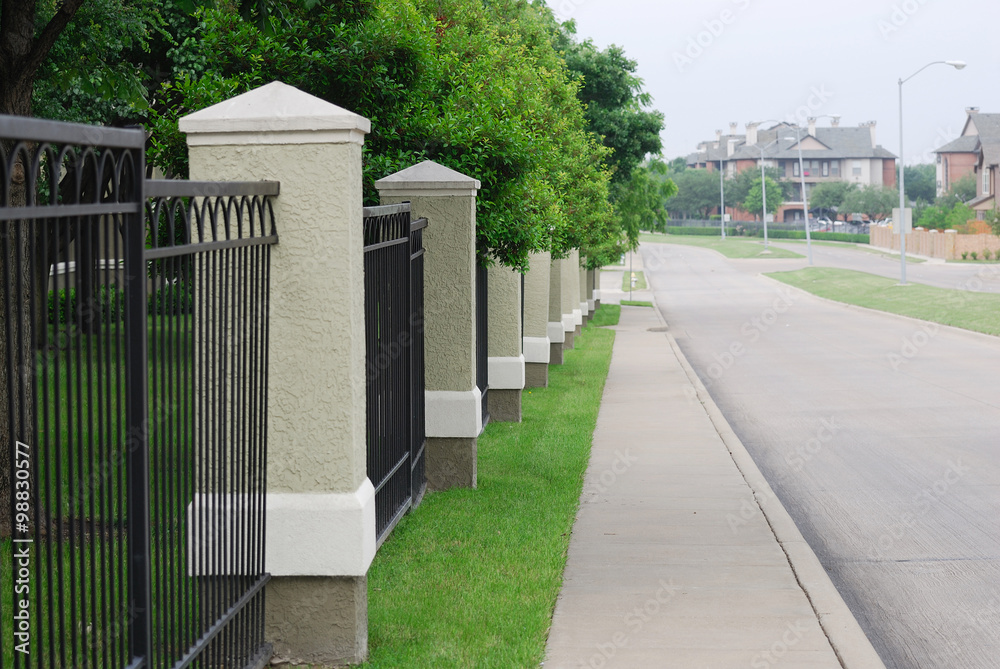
620,300,653,307
640,233,804,259
768,267,1000,336
621,270,647,291
361,305,619,668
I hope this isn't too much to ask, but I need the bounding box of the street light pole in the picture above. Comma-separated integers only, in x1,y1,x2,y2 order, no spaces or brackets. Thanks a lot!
759,152,769,249
794,126,812,265
897,59,966,285
719,158,726,239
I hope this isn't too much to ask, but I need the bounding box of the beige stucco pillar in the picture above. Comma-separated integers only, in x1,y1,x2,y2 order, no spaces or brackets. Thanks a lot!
548,256,567,363
561,251,582,347
375,161,481,490
588,268,599,310
523,251,551,387
180,81,373,666
579,257,591,324
487,264,524,422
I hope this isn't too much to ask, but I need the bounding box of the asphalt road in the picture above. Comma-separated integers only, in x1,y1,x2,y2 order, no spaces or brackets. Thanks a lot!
642,241,1000,669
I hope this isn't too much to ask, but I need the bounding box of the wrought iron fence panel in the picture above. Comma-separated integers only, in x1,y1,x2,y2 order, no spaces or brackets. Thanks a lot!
475,262,489,430
0,115,275,669
363,204,426,544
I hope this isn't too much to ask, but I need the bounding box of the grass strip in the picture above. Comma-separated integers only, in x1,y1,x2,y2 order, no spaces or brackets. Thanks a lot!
620,300,653,307
621,270,647,291
640,233,803,259
361,305,619,668
767,267,1000,337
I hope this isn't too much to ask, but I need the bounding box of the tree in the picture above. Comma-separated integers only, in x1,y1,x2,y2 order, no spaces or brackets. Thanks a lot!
726,166,783,214
560,37,663,186
743,176,783,221
668,156,687,172
665,168,718,219
950,173,977,203
904,164,936,205
616,159,677,242
809,181,857,218
840,185,897,222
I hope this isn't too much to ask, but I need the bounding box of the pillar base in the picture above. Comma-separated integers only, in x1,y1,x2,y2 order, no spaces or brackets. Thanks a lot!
427,437,477,490
487,388,522,422
574,323,582,338
525,362,549,387
267,575,367,667
563,330,575,350
595,299,601,309
549,342,564,365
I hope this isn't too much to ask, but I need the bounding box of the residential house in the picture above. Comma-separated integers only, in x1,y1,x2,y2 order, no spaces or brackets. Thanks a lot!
935,108,1000,218
687,119,898,222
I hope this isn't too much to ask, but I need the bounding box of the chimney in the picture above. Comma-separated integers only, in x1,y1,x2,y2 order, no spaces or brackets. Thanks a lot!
729,122,738,135
728,138,738,157
716,129,723,142
807,117,816,137
859,121,876,147
830,116,841,127
746,122,759,146
967,107,980,115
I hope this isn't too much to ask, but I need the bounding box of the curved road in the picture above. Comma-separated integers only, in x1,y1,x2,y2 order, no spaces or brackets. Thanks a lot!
641,241,1000,669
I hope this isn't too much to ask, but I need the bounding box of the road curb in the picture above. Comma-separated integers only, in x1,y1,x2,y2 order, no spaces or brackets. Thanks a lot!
644,300,888,669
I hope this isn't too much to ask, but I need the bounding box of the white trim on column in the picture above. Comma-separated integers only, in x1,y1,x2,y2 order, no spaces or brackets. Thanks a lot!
488,355,525,390
579,301,590,317
572,308,583,326
593,289,602,301
587,299,595,310
523,336,551,364
189,480,377,577
548,321,566,343
562,313,575,334
425,387,483,438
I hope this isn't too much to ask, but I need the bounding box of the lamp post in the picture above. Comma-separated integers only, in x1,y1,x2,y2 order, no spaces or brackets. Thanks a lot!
898,60,966,284
719,158,726,239
748,119,781,250
790,114,840,266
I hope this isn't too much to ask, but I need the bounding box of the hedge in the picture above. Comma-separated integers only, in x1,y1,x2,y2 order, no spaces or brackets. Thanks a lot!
47,282,194,324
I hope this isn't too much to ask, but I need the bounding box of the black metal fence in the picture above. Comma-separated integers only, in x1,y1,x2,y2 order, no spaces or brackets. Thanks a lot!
0,115,274,668
475,262,489,430
363,204,427,544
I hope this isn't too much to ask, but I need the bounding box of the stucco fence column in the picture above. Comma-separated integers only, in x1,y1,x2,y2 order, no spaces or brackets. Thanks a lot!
487,264,524,422
181,82,374,665
523,251,551,387
578,256,591,324
588,268,599,310
376,161,481,490
547,255,566,365
561,250,582,347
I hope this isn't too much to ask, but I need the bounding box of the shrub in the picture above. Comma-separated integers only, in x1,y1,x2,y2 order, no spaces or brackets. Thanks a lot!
962,251,969,260
664,226,738,236
971,251,978,260
984,249,993,261
47,286,125,324
148,281,194,316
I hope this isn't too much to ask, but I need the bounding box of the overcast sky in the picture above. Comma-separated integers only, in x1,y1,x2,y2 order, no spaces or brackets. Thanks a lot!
560,0,997,165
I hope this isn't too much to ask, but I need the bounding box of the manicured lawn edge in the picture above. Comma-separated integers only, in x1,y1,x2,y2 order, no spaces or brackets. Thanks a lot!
360,305,620,668
621,270,647,291
639,233,804,259
767,267,1000,337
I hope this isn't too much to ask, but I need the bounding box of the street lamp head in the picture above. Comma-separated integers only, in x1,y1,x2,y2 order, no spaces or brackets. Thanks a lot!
945,60,967,70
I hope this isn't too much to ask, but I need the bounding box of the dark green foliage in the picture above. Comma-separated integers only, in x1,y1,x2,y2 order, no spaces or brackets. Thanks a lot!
904,163,936,204
148,281,194,315
664,226,738,236
47,286,126,324
665,169,719,219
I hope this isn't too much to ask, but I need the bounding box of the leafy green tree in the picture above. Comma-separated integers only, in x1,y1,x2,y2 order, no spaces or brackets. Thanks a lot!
725,166,782,213
903,163,936,204
616,159,677,241
560,36,663,186
665,168,719,219
809,181,857,218
949,173,977,203
743,176,783,221
840,185,897,222
668,156,687,172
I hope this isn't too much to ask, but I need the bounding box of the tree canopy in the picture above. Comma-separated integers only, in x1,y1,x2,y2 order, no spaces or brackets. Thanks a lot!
840,185,897,221
743,176,783,220
809,181,857,217
903,163,936,205
665,168,718,219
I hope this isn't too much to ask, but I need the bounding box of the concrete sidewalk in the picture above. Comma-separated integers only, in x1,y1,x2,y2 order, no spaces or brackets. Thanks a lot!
542,304,886,668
